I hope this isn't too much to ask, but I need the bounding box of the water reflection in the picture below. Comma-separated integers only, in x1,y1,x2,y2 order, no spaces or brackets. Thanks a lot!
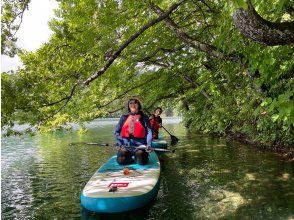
1,119,293,219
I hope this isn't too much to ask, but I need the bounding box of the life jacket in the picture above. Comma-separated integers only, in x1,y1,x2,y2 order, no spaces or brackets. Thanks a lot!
149,115,161,139
120,114,146,139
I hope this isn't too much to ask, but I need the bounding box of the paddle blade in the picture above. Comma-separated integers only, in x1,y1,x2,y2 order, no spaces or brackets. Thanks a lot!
170,135,179,145
161,125,179,145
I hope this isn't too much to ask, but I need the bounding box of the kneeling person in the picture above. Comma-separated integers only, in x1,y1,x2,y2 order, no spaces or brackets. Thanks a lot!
114,98,152,165
149,107,163,140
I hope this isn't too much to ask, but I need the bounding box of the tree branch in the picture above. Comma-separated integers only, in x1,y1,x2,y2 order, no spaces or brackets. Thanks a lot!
150,3,267,96
232,0,294,45
96,76,157,109
145,85,195,111
151,3,239,62
108,106,124,114
83,0,186,86
136,44,185,62
182,75,211,99
38,82,80,125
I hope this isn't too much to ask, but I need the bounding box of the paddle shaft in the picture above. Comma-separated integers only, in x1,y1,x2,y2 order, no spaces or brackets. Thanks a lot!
69,142,108,146
72,142,172,152
136,145,173,153
161,125,172,136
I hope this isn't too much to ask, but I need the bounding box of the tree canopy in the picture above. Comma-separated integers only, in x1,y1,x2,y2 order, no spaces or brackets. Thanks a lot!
1,0,31,56
2,0,294,147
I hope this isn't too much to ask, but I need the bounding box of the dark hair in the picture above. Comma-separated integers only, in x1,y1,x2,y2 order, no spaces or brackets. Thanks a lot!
154,107,162,113
127,98,142,112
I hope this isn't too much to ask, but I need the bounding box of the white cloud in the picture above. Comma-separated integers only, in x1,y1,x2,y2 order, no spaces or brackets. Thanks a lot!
1,0,59,72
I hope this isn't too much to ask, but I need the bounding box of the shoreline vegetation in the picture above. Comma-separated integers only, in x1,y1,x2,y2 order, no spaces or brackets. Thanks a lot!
2,117,293,160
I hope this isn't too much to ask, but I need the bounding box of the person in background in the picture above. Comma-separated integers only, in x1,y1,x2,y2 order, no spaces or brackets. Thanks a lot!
149,107,163,140
114,97,152,165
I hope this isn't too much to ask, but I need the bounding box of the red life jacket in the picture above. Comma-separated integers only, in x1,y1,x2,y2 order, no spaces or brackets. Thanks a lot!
120,114,146,138
150,117,160,131
149,115,161,139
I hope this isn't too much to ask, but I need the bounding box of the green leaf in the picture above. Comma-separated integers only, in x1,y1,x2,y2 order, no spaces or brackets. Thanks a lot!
271,114,279,122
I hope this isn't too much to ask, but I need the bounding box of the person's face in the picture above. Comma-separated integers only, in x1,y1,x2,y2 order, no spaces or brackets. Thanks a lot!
155,109,162,116
129,100,139,113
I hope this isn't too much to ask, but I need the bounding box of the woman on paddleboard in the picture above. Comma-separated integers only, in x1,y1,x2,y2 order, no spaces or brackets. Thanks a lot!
114,97,152,165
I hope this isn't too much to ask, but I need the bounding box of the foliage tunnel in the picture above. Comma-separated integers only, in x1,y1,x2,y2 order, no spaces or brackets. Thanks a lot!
1,0,294,147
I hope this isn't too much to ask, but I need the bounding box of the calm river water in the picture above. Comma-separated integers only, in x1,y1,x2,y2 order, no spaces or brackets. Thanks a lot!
1,118,293,219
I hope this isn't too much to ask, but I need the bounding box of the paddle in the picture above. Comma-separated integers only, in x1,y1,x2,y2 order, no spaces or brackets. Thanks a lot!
136,145,175,153
69,142,173,152
161,125,179,145
145,109,179,145
69,142,109,146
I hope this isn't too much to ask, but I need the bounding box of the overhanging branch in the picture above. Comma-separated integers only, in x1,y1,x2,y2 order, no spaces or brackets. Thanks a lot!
136,44,185,62
96,76,157,109
232,0,294,45
83,0,186,86
150,3,239,62
182,75,211,100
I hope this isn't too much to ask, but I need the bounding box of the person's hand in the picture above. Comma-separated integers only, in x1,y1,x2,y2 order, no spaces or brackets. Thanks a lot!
116,145,125,151
146,145,153,153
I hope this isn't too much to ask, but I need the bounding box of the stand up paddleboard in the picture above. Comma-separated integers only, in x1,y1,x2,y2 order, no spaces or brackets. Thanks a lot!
152,136,168,155
81,151,161,213
151,140,168,149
